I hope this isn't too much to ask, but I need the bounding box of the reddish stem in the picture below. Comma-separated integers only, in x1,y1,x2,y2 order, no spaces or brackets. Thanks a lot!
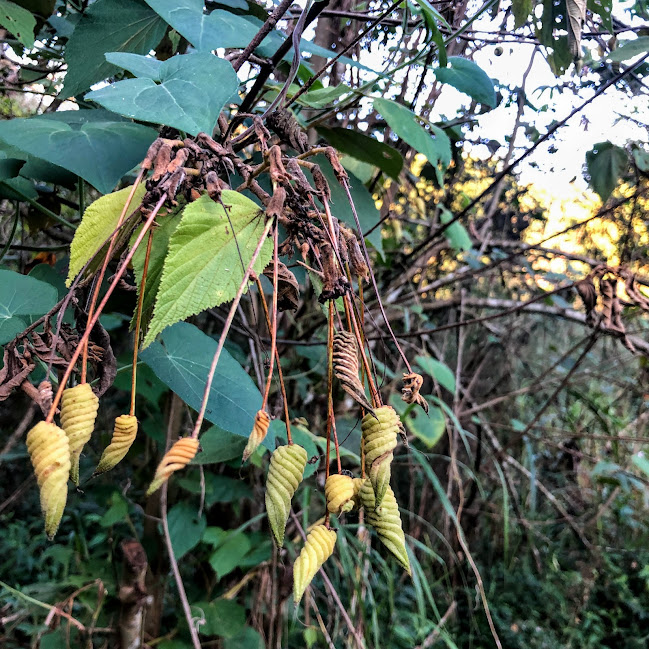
261,225,279,408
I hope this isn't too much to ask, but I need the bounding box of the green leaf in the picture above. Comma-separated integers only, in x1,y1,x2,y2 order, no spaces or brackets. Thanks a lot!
131,209,182,334
144,0,258,50
192,425,248,463
607,36,649,62
373,98,451,184
99,493,129,527
439,206,472,252
0,270,58,344
224,627,264,649
62,0,167,98
298,84,352,109
143,192,271,347
139,322,263,438
178,473,253,506
587,0,613,32
0,0,35,47
87,52,239,136
415,355,456,394
317,127,403,181
313,155,383,257
512,0,533,27
0,111,157,194
168,502,207,560
193,599,246,638
586,141,628,201
389,394,445,449
434,57,496,108
209,533,251,580
66,183,146,287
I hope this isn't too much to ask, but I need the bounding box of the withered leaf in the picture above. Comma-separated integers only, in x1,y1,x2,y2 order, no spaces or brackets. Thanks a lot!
263,261,300,312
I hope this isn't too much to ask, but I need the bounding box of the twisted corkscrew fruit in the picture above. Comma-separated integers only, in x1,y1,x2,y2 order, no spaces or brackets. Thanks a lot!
293,524,337,603
325,474,355,515
26,421,71,539
242,410,270,462
332,330,375,413
361,405,400,508
146,437,199,496
265,443,307,546
94,415,138,475
60,383,99,485
360,479,411,575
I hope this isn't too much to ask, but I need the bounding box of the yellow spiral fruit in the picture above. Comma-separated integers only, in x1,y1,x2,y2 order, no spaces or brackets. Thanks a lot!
146,437,199,496
94,415,138,475
26,421,71,539
242,410,270,462
60,383,99,485
325,474,355,515
361,405,399,508
360,479,410,574
265,443,307,547
293,524,337,603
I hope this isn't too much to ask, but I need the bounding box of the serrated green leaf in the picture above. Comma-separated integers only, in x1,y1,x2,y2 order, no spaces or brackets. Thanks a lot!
87,52,239,136
66,183,146,287
435,57,496,108
0,1,35,47
440,206,472,252
373,98,451,184
130,209,182,335
586,141,628,201
143,192,270,348
139,322,262,437
0,111,157,194
0,270,58,345
62,0,167,98
415,355,456,394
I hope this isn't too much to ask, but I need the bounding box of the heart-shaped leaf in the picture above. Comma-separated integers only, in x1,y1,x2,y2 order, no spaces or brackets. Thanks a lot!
167,502,207,560
0,111,157,194
63,0,167,98
87,52,239,136
435,56,496,108
373,98,451,184
144,0,258,50
139,322,263,438
586,141,628,201
143,191,271,347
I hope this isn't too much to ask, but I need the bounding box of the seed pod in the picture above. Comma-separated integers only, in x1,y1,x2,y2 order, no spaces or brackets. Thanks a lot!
242,410,271,463
333,330,375,413
293,524,337,603
361,405,399,508
94,415,138,475
401,372,429,414
26,421,71,539
265,444,308,546
325,474,355,515
351,477,365,511
60,383,99,485
146,437,199,496
360,479,410,575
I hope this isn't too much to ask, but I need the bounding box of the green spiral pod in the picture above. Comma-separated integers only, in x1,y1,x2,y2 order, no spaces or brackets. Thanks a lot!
361,405,399,508
293,524,337,603
360,479,410,575
265,444,307,547
94,414,138,475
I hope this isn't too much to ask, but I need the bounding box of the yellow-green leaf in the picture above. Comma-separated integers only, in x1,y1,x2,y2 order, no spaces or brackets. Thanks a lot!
142,191,270,348
66,183,146,287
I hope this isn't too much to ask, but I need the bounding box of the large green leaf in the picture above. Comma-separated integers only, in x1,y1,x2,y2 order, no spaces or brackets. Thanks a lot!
130,209,182,334
192,598,246,637
87,52,239,136
586,141,628,201
66,183,146,287
434,57,496,108
439,206,472,252
317,127,403,181
606,36,649,62
144,0,258,50
415,355,456,394
313,156,383,257
0,270,58,344
0,0,36,47
0,111,157,194
209,533,252,581
390,394,445,449
192,425,250,464
373,98,451,184
167,502,207,560
62,0,167,98
143,192,271,348
139,322,262,437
